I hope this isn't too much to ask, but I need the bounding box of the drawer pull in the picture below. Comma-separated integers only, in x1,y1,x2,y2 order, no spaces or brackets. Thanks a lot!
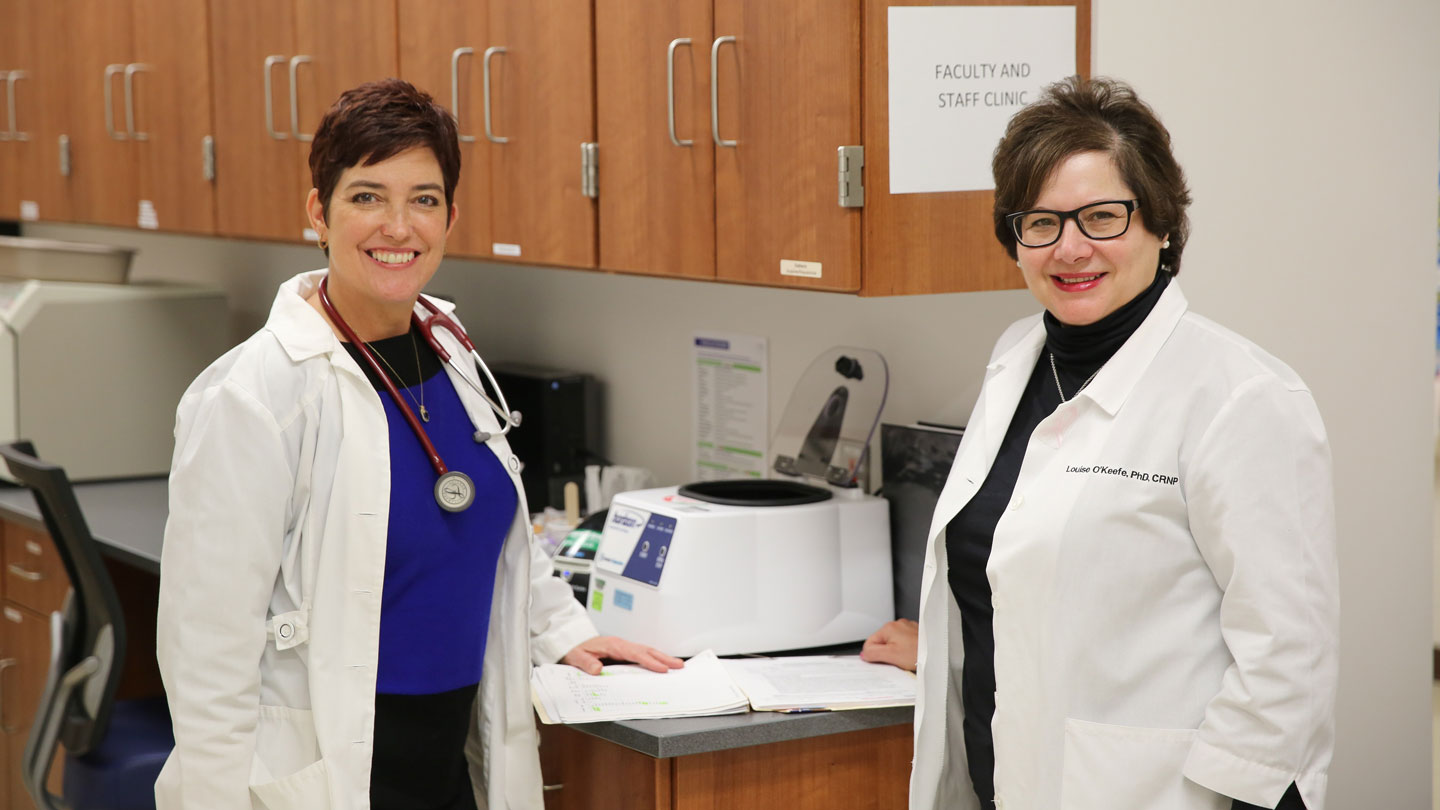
542,783,564,793
7,564,43,582
0,657,17,733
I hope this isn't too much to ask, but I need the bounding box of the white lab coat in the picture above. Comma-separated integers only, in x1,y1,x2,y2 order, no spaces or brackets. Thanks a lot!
909,282,1337,810
155,270,596,810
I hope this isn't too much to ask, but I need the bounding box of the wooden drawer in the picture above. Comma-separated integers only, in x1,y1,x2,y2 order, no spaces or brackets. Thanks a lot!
2,525,69,616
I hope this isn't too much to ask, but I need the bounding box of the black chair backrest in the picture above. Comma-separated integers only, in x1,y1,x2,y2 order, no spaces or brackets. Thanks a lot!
0,441,126,755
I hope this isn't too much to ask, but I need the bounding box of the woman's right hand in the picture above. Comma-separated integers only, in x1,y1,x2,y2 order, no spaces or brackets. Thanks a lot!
860,618,919,672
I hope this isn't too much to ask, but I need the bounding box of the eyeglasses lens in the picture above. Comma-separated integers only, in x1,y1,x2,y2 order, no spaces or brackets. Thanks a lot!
1017,201,1131,247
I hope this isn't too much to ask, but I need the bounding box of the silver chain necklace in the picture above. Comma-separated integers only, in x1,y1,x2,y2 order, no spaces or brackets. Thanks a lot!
1049,352,1099,403
368,331,429,422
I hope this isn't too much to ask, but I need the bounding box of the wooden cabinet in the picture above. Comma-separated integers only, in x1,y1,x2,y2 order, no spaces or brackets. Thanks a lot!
62,0,217,234
4,0,74,224
594,1,862,291
209,0,397,243
539,721,912,809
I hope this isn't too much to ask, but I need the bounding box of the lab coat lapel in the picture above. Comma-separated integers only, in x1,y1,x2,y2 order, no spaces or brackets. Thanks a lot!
929,320,1046,537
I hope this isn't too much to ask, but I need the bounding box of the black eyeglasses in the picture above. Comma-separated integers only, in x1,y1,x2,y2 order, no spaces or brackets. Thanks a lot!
1006,199,1140,248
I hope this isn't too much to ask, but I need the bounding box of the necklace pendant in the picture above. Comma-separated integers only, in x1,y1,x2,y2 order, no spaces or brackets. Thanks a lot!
420,405,430,423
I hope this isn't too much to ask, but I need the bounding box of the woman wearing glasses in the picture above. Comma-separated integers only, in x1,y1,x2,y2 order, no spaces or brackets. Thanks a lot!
865,77,1337,810
155,79,681,810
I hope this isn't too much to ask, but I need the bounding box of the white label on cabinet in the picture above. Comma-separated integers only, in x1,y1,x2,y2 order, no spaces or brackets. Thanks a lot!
780,260,822,278
3,607,20,623
303,227,320,243
19,201,38,221
887,5,1076,193
492,242,522,257
24,540,42,556
138,200,159,230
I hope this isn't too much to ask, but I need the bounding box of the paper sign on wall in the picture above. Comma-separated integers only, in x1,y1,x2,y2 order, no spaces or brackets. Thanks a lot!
692,333,768,482
888,5,1077,194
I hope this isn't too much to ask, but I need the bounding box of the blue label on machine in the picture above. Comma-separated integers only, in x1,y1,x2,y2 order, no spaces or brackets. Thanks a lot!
614,590,634,610
620,514,677,587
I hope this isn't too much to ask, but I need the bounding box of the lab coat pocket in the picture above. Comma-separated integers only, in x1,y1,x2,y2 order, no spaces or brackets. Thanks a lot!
249,705,331,810
1060,718,1226,810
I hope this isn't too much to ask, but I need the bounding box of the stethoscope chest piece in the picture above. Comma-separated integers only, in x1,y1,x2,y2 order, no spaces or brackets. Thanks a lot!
435,470,476,512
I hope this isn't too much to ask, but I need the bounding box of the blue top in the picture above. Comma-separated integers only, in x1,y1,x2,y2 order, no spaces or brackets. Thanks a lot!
344,328,516,695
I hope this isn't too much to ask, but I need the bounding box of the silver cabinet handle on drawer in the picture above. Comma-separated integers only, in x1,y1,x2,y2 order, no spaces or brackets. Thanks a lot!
6,71,28,141
288,54,313,142
482,46,508,144
263,55,289,140
542,783,563,792
451,47,476,143
667,38,692,147
7,564,43,582
709,36,736,148
0,657,17,734
104,63,127,141
124,63,152,141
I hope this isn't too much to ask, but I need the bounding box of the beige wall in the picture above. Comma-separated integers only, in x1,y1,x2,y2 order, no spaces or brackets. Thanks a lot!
25,0,1440,803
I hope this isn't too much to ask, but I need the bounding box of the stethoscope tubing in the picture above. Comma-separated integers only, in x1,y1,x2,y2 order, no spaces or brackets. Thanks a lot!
317,276,521,483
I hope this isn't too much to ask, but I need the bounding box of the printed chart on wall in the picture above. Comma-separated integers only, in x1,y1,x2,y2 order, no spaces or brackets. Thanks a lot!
693,333,768,481
888,4,1077,194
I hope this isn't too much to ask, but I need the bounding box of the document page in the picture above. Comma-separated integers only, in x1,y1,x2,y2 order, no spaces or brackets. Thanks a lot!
532,650,749,724
720,655,917,712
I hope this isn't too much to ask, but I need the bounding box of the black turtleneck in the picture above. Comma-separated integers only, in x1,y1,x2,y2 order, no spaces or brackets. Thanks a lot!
944,269,1303,810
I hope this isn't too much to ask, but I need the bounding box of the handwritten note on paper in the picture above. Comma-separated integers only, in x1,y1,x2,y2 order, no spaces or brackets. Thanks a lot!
888,5,1077,194
531,650,749,724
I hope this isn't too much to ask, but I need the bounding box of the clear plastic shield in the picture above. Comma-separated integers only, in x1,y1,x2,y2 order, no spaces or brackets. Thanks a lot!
771,347,888,488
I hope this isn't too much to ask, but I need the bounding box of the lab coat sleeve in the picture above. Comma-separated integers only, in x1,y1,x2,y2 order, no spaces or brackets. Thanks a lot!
156,380,294,810
525,537,598,665
1181,375,1338,810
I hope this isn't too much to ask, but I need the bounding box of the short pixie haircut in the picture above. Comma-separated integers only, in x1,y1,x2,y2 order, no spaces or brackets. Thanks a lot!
991,76,1191,275
308,78,461,224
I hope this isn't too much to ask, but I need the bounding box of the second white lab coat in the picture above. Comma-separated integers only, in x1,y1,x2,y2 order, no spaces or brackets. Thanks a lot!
156,270,597,810
908,282,1338,810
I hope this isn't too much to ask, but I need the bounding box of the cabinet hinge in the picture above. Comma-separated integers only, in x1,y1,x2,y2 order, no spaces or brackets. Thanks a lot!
838,145,864,208
581,142,599,199
202,135,216,182
58,134,71,178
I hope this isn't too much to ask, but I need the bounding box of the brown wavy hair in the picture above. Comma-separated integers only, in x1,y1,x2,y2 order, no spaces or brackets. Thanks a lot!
991,76,1191,275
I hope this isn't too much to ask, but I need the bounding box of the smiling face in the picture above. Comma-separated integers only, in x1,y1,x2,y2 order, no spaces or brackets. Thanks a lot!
306,146,456,340
1016,151,1166,326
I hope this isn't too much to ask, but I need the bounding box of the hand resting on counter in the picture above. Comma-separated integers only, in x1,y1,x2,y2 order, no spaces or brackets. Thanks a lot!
861,618,919,672
562,635,686,675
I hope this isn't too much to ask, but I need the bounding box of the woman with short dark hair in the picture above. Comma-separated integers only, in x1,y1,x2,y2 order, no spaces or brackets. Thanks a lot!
866,77,1337,810
156,78,681,810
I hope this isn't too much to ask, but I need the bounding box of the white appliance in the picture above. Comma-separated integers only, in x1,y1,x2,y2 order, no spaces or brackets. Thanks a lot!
0,279,230,481
587,348,894,657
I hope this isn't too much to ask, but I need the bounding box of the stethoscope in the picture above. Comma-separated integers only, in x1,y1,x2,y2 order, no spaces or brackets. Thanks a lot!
318,275,522,513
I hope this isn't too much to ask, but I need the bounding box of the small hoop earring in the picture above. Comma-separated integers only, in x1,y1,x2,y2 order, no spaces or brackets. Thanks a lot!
317,234,328,251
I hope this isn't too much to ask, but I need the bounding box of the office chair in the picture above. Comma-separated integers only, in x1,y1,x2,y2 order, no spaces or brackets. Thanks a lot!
0,441,173,810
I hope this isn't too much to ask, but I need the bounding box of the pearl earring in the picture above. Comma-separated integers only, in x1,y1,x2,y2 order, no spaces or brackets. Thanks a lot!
1162,239,1171,249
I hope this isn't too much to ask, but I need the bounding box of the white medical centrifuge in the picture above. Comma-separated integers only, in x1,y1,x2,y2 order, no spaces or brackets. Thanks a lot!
586,348,894,657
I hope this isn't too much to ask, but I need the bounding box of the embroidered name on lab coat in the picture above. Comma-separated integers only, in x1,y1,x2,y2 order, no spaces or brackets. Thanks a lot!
1064,464,1179,485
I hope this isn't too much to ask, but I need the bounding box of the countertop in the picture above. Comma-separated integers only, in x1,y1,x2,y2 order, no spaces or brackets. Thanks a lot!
0,477,913,758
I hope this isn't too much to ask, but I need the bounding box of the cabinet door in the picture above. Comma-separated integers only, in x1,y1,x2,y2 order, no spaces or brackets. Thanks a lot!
67,0,139,228
1,603,59,810
595,0,714,279
712,1,862,291
132,0,218,235
397,0,492,259
294,0,400,199
488,0,597,268
0,0,17,221
859,0,1091,295
10,0,74,223
209,0,307,241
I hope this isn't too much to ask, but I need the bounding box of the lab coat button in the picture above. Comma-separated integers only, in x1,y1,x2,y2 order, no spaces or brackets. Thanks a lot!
277,623,293,640
508,456,520,472
1009,495,1023,510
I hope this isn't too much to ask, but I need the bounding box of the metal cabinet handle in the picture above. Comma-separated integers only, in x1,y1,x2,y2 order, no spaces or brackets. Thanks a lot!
542,783,564,792
482,46,508,144
103,63,127,141
288,55,313,142
450,47,476,143
263,55,289,140
709,36,736,148
666,39,693,147
7,564,42,582
0,657,17,734
124,63,153,141
5,71,27,142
